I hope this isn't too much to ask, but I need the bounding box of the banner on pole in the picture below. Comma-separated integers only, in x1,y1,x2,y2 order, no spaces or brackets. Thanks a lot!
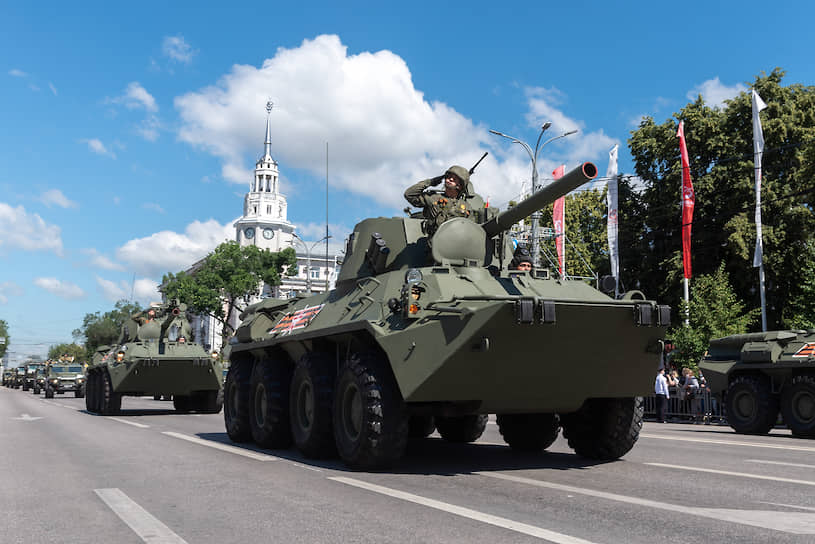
752,89,768,268
677,121,695,279
552,165,566,277
606,145,619,295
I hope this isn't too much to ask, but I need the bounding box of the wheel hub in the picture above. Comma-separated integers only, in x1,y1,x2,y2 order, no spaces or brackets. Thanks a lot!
254,383,267,427
340,382,362,441
295,381,314,431
792,390,815,423
734,391,756,419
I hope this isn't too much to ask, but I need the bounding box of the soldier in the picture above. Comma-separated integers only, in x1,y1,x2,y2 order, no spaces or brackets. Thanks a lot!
510,246,533,271
404,165,484,236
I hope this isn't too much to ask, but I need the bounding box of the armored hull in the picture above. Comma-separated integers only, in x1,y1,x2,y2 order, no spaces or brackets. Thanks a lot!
700,330,815,437
224,163,669,468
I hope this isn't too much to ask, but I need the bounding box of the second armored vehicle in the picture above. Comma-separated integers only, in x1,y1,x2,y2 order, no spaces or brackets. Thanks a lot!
223,162,670,469
43,358,86,398
85,301,224,415
22,363,45,392
700,330,815,437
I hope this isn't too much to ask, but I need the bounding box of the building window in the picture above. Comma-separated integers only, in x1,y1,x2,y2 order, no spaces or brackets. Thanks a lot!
267,205,272,214
310,267,320,279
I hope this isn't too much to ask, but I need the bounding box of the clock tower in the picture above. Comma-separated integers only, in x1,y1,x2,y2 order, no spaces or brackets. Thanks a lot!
234,101,295,251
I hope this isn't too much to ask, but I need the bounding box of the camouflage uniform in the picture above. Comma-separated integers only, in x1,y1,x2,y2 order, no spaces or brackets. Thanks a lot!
404,165,485,235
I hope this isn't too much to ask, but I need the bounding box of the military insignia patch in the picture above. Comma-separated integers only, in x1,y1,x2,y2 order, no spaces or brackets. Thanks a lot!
793,343,815,358
271,304,325,334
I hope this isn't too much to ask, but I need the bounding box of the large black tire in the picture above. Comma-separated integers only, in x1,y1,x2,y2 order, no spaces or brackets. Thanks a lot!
75,384,85,399
224,362,252,442
435,414,488,443
45,385,55,399
85,371,95,412
781,375,815,438
249,358,293,448
333,351,408,469
561,397,643,460
726,374,779,435
408,415,436,438
198,390,223,414
99,370,121,415
33,384,40,395
173,395,191,412
289,353,336,458
497,413,560,451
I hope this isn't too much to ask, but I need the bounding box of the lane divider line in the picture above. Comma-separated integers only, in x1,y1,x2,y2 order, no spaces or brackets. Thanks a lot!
646,462,815,487
746,459,815,469
161,431,277,461
109,417,150,429
641,432,815,453
94,488,187,544
329,476,597,544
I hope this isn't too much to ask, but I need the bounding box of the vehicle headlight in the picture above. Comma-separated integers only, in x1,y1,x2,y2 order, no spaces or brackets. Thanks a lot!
405,268,423,284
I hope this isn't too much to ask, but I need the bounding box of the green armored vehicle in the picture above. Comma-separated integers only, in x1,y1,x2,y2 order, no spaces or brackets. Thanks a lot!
33,365,47,394
85,301,223,415
12,367,26,388
700,330,815,437
3,368,14,387
223,162,669,469
43,357,86,399
22,363,45,392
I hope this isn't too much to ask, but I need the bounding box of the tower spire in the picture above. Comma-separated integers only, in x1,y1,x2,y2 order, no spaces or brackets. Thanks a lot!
264,100,273,159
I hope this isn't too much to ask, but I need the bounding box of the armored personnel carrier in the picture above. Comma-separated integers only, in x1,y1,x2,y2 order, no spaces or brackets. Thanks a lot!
85,301,223,415
223,163,669,469
43,357,86,399
2,368,13,387
700,330,815,437
22,363,45,392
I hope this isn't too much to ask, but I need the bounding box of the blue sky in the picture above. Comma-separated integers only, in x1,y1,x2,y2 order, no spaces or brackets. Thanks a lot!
1,0,812,363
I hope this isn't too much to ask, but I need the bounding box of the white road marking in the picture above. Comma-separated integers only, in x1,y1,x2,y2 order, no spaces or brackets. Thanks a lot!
641,432,815,453
759,502,815,512
329,476,598,543
13,413,43,421
746,459,815,469
94,488,187,544
646,462,815,487
161,431,277,461
477,471,815,534
109,417,150,429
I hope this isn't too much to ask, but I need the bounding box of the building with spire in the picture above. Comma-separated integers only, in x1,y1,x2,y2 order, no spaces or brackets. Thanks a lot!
189,102,343,352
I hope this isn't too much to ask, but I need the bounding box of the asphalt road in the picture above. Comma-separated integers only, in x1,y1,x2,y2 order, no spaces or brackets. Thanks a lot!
3,387,815,543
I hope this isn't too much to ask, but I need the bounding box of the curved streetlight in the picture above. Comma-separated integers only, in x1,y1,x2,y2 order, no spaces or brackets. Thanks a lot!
291,233,331,294
488,124,577,267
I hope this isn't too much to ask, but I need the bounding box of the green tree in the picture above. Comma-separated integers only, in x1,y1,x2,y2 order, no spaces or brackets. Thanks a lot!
0,319,8,360
629,68,815,328
668,263,760,369
72,300,142,358
161,241,297,347
47,343,87,361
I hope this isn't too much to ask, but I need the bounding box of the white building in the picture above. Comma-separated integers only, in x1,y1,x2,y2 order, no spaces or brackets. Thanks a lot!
191,103,344,352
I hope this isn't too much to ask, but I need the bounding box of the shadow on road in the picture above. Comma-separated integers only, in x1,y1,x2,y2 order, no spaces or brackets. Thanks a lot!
193,432,607,475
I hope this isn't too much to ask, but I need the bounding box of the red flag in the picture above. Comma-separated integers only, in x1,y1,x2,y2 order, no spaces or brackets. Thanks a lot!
552,165,566,277
677,121,695,279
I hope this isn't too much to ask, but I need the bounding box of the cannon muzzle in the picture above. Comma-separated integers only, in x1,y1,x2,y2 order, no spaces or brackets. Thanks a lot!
481,162,597,237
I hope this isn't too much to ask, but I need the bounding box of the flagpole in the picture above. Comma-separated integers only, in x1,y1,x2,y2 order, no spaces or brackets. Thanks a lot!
683,278,690,326
752,90,768,331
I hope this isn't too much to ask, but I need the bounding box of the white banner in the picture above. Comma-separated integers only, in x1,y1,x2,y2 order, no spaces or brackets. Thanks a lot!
606,144,619,295
752,90,767,267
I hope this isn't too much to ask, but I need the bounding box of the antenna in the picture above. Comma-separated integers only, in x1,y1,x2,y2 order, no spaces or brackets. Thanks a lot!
130,273,135,302
325,141,330,292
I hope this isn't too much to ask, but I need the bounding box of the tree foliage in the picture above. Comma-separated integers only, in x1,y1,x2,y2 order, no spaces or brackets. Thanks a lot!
629,68,815,328
668,263,760,369
47,343,87,361
72,300,142,358
161,241,297,346
0,319,8,360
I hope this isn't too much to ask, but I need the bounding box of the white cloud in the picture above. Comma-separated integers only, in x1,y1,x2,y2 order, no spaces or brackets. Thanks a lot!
48,82,57,95
133,278,160,303
81,248,125,271
80,138,116,159
95,276,128,302
9,69,27,77
687,77,747,109
295,222,352,247
29,84,40,92
0,281,24,304
40,189,78,209
34,277,85,299
175,34,618,212
122,82,158,112
137,115,161,141
142,202,166,214
163,36,197,63
0,203,63,255
116,219,235,277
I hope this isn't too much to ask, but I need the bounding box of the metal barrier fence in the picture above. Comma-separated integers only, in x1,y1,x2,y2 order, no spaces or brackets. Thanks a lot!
642,387,727,424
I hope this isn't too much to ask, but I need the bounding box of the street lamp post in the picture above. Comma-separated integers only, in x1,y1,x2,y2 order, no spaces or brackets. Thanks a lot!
291,233,331,294
489,124,577,268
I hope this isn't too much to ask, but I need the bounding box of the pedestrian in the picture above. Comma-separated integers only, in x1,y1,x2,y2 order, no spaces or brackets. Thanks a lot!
655,368,669,423
682,367,701,423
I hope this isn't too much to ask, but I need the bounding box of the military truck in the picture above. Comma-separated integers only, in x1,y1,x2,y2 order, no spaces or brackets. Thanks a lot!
33,366,47,395
700,330,815,437
43,357,86,399
2,368,14,387
85,301,223,415
223,162,670,469
22,363,45,392
12,367,26,388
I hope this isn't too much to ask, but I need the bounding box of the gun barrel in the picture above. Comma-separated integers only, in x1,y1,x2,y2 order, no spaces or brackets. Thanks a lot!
482,162,597,237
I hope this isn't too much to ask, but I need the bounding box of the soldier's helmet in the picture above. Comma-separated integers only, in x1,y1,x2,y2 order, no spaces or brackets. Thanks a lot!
510,246,533,269
444,165,470,192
